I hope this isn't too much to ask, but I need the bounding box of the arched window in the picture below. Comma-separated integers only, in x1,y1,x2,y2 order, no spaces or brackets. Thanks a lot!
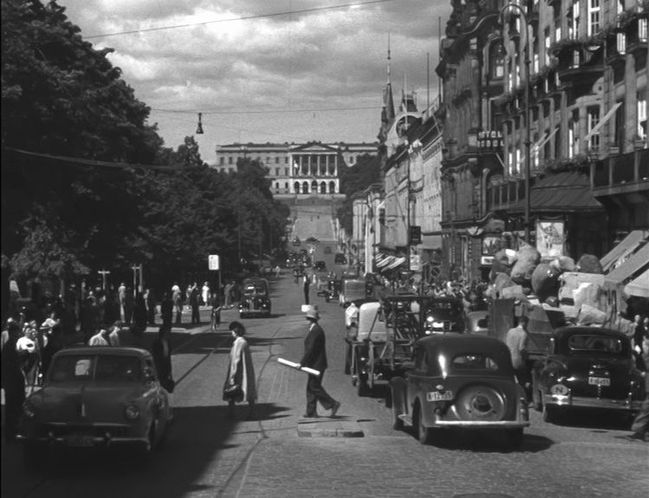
491,42,505,79
329,181,336,193
302,181,309,194
311,180,318,192
320,182,326,193
294,182,301,194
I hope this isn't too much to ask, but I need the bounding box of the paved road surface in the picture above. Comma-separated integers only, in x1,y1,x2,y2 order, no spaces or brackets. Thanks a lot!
2,272,647,497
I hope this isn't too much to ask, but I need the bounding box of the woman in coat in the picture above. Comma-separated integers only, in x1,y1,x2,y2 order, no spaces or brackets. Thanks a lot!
223,321,256,418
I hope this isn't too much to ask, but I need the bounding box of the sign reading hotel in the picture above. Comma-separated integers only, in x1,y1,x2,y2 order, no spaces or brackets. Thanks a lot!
536,221,566,258
477,130,503,151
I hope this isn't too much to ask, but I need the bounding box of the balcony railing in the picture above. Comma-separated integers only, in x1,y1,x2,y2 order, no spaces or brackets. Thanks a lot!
591,148,649,192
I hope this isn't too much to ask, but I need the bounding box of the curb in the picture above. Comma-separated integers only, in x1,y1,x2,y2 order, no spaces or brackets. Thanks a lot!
296,418,365,438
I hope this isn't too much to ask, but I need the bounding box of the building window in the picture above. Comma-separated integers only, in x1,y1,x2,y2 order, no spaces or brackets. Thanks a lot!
587,106,600,150
284,182,288,190
544,28,551,66
320,182,326,193
329,181,336,194
285,167,289,176
228,157,233,164
639,19,648,42
532,37,539,74
569,0,579,40
568,113,577,159
508,150,514,176
617,33,626,54
294,182,300,194
638,96,647,140
219,157,224,165
615,100,625,148
311,180,318,192
302,181,309,194
285,157,289,164
275,157,280,164
554,17,561,43
492,43,505,79
588,0,600,36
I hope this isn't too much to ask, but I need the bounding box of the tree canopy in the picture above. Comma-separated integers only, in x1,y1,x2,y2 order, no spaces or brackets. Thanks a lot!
1,0,288,297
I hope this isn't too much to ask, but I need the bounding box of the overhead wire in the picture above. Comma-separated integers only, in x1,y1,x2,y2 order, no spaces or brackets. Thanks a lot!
85,0,396,39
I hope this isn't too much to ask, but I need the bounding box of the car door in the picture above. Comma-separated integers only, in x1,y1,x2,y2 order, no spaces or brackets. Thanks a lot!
406,346,428,413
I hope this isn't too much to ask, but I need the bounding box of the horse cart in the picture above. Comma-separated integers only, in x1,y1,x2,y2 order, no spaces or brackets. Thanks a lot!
350,295,424,396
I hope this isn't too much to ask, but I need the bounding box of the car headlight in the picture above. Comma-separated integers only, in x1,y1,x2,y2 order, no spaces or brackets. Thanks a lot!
124,405,140,420
23,401,37,419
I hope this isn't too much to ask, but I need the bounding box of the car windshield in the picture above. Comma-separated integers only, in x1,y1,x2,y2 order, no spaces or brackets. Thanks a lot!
451,353,501,372
49,355,142,383
567,334,625,354
244,284,266,295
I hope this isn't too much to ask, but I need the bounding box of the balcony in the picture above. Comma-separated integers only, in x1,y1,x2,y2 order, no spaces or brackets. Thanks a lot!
591,149,649,196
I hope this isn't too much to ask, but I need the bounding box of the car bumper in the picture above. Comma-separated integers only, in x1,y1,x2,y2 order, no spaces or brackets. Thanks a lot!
17,434,149,448
544,394,642,411
433,419,529,429
239,308,270,315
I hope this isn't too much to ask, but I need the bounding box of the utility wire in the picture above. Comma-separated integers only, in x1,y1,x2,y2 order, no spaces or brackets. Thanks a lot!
86,0,396,39
151,105,381,115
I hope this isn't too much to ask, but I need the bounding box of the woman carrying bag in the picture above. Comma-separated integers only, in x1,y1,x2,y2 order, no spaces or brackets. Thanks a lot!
223,321,257,419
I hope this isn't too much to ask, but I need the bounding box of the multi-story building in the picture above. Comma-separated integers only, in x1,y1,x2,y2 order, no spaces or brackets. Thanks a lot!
436,0,648,282
436,0,507,281
213,141,377,198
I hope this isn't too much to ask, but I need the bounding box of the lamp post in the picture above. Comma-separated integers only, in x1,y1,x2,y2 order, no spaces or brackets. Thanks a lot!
500,2,531,244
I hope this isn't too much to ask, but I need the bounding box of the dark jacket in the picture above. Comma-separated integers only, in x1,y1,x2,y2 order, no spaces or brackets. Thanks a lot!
152,336,172,381
300,322,328,373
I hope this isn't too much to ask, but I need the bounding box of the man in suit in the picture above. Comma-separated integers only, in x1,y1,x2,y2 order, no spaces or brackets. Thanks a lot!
299,305,340,418
152,324,173,393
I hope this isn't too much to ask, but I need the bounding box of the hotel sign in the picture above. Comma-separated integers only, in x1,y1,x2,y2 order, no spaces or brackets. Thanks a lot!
478,130,503,151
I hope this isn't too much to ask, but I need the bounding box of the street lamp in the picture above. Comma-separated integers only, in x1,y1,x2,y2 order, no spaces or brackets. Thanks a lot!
500,2,531,244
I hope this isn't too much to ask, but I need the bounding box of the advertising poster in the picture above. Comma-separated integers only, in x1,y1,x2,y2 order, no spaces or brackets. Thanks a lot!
536,220,566,258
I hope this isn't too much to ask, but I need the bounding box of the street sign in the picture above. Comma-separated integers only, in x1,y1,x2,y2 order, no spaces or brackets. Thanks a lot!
208,254,220,271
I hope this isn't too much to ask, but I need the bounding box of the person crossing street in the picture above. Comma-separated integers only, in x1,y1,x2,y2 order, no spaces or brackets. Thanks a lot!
299,305,340,418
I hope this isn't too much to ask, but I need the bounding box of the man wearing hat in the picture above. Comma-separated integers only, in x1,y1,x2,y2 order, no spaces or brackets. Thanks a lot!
299,305,340,418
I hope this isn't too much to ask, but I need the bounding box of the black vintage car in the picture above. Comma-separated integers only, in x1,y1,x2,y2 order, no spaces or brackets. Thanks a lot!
238,278,271,318
531,326,645,424
390,334,529,448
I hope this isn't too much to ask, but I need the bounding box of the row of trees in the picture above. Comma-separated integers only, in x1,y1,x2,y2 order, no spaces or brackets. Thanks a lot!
1,0,288,306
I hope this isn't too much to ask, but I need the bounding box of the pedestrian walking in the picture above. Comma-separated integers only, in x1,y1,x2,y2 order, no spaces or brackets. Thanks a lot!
190,284,200,324
1,319,26,442
274,265,281,278
133,291,148,334
152,325,174,394
161,292,173,328
299,305,340,418
144,288,156,325
201,282,210,306
89,328,111,346
118,282,126,322
303,273,310,305
210,292,222,332
223,321,256,419
172,283,182,325
224,281,233,308
505,315,530,400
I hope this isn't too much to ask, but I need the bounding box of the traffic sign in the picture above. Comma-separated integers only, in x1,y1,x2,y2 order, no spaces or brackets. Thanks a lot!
208,254,220,270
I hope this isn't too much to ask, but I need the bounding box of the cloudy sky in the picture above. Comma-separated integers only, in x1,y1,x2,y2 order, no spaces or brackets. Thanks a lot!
59,0,450,164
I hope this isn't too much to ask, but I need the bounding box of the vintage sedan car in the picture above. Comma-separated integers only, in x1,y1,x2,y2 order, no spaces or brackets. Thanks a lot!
19,347,173,468
239,278,271,318
390,334,529,447
532,326,645,423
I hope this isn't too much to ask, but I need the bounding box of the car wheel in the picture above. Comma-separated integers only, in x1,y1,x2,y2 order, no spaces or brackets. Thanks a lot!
455,384,506,421
415,403,432,445
23,442,46,471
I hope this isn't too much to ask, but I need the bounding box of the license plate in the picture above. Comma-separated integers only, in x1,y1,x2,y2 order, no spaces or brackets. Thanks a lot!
588,376,610,386
66,435,94,447
427,391,454,402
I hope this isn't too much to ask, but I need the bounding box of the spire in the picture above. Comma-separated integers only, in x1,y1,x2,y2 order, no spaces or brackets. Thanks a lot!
382,33,395,124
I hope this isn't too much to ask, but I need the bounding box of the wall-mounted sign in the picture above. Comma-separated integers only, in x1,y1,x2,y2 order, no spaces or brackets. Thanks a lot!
482,236,500,256
477,130,503,151
208,255,220,271
480,256,494,266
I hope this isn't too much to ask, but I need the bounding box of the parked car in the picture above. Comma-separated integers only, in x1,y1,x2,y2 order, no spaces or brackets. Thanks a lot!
390,334,529,448
19,347,173,469
531,326,645,424
420,296,466,334
239,278,271,318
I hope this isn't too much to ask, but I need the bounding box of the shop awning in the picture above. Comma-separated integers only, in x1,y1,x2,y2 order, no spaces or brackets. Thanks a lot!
624,269,649,298
385,257,406,270
507,171,603,214
601,230,649,273
376,255,395,268
604,243,649,289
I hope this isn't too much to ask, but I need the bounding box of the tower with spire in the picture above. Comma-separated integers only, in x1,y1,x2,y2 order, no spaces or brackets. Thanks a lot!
378,34,395,144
